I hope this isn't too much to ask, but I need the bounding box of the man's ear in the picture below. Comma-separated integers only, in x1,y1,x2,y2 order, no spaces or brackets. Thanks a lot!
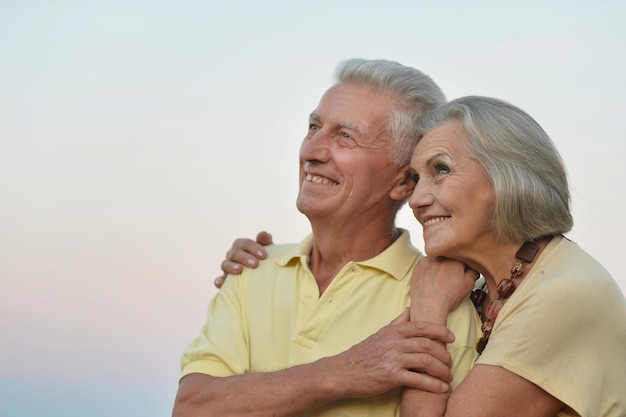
390,166,415,201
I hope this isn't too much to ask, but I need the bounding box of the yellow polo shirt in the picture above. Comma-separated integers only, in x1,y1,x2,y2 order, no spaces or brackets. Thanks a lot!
181,230,480,416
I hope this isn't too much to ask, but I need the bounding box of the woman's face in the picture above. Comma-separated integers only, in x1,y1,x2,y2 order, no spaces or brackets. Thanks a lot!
408,121,496,260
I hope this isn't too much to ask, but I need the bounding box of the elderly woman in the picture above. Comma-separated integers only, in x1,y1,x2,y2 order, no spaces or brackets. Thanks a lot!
403,96,626,417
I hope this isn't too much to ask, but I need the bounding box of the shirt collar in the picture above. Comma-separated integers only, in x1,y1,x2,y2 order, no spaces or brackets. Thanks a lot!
275,229,421,281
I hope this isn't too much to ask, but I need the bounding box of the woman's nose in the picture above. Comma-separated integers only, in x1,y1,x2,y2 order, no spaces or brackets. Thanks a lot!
408,177,434,211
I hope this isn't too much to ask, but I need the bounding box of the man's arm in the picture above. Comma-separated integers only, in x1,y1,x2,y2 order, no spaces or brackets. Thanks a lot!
173,310,456,417
173,365,338,417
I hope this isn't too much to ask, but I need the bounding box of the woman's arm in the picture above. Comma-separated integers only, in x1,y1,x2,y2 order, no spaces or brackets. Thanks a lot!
445,365,563,417
402,257,476,417
214,231,273,288
402,257,564,417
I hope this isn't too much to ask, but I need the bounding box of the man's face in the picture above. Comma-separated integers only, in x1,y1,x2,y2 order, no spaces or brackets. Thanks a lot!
296,82,405,224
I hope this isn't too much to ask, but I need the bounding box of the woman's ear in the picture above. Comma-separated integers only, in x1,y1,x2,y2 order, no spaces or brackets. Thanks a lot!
390,167,415,201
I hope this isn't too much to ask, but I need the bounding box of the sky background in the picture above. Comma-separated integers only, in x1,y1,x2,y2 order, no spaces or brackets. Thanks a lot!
1,1,625,416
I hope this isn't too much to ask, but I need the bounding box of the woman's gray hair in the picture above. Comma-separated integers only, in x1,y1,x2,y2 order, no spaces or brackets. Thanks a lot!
417,96,573,242
336,58,446,168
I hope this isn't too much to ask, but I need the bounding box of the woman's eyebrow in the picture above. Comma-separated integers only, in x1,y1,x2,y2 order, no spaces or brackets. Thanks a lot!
425,152,448,166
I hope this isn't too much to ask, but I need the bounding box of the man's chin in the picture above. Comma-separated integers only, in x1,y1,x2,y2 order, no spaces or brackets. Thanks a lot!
296,199,334,220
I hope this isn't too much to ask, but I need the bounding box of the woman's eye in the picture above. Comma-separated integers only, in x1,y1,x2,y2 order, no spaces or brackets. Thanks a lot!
410,172,419,183
435,164,450,175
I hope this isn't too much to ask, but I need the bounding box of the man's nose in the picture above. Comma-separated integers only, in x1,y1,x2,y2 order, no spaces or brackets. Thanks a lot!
300,129,332,162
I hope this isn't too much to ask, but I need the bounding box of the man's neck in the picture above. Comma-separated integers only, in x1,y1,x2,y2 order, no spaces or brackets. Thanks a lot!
308,224,400,296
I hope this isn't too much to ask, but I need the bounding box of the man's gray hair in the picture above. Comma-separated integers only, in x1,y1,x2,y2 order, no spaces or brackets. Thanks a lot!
336,59,446,167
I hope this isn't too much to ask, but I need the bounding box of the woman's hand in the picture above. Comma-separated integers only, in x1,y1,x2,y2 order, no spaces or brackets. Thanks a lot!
410,257,479,321
214,231,274,288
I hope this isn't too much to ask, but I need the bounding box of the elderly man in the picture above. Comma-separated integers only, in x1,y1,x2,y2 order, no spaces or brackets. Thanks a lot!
173,59,481,417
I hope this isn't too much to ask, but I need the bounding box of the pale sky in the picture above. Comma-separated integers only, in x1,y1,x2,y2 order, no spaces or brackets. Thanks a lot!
1,1,625,416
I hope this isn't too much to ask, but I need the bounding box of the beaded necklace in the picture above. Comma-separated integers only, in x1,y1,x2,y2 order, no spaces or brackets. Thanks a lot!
472,241,539,354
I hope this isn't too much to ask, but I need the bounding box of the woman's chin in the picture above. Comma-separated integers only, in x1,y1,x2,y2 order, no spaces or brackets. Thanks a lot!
423,240,455,259
423,244,443,258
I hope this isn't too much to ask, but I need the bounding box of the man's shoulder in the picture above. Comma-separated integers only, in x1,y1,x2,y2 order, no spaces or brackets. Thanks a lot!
265,242,302,256
264,241,307,263
239,241,305,276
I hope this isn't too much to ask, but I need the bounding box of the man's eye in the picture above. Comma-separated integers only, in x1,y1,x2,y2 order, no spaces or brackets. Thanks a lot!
334,131,358,147
309,123,319,131
411,173,419,183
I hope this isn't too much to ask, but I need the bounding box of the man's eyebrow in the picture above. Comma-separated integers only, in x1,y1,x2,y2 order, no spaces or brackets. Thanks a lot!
309,112,363,136
337,121,362,135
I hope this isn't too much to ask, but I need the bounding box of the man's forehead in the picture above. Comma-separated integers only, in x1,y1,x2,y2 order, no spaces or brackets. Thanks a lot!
311,83,394,129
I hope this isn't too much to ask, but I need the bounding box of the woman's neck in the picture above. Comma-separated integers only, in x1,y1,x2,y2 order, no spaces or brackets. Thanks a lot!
469,238,552,299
